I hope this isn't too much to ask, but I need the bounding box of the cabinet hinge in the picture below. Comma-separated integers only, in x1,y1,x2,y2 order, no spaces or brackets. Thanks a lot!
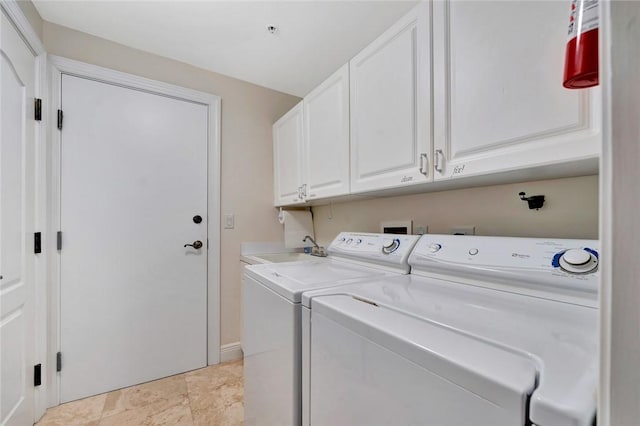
57,231,62,251
56,352,62,372
34,232,42,254
57,109,63,130
34,98,42,121
34,364,42,387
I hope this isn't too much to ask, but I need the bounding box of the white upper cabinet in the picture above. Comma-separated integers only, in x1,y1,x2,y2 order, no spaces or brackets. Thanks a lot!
273,101,305,206
303,64,350,200
273,0,601,206
432,0,600,181
349,2,432,193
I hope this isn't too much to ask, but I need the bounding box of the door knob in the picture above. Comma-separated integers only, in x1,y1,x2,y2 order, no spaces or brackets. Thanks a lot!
184,240,203,249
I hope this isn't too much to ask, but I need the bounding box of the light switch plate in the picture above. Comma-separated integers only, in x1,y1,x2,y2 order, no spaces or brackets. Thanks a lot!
224,214,235,229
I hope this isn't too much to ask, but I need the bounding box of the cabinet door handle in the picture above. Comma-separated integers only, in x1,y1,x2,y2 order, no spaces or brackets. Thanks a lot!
301,184,307,198
434,149,444,174
419,153,429,175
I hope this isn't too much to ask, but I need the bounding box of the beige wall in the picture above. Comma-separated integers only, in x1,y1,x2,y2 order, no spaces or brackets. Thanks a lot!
312,175,599,245
42,22,300,346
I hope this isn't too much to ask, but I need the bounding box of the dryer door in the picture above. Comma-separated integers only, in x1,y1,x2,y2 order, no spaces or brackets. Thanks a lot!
309,294,537,425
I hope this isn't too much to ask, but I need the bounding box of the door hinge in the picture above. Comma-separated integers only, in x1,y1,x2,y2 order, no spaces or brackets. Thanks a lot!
57,109,63,130
34,232,42,254
34,98,42,121
56,352,62,372
34,364,42,387
57,231,62,251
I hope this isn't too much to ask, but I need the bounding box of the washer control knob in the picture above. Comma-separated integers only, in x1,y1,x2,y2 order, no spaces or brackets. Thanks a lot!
346,238,353,245
429,243,442,253
382,238,400,254
559,249,598,274
469,248,479,256
356,239,363,245
562,249,591,266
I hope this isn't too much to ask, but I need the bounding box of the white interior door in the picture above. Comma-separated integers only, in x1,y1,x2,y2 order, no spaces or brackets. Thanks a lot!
60,74,208,402
0,10,37,426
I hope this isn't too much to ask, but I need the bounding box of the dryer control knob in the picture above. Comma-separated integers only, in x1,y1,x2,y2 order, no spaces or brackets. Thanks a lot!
382,238,400,254
562,249,591,265
559,249,598,274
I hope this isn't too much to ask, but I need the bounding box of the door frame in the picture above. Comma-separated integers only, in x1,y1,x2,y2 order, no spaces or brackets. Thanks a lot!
46,55,222,406
0,0,47,421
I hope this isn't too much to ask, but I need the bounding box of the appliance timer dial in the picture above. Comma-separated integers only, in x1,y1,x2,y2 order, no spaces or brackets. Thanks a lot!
559,248,598,274
428,243,442,253
382,238,400,254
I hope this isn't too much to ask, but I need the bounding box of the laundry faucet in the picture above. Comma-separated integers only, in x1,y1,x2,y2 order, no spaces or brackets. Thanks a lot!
303,235,328,257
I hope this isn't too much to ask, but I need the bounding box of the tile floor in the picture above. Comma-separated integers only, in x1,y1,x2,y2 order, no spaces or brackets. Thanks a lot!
36,360,243,426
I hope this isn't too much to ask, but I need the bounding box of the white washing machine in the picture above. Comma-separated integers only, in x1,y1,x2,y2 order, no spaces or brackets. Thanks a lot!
302,234,599,426
242,232,421,426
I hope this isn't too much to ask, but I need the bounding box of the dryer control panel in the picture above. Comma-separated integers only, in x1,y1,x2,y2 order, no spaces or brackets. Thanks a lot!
409,235,599,305
328,232,421,273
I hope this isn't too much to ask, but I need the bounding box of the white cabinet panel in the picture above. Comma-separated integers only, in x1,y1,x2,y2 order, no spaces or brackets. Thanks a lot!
273,102,305,206
304,64,350,200
432,0,600,181
350,2,432,193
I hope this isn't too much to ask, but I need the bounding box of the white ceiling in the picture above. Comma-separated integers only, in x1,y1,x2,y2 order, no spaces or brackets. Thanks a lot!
34,0,418,96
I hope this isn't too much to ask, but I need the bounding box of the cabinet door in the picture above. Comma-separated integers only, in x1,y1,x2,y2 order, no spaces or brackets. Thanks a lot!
304,64,350,200
350,2,432,193
273,102,305,206
432,1,600,181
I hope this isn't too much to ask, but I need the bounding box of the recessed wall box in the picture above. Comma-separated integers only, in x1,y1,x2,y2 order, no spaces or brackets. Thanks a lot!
380,220,413,235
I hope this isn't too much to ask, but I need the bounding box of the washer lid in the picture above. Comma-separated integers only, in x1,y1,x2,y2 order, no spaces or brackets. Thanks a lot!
312,293,537,414
245,259,390,303
305,274,598,426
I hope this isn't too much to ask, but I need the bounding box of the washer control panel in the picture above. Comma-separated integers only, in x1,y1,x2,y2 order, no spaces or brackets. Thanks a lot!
409,235,600,301
328,232,420,271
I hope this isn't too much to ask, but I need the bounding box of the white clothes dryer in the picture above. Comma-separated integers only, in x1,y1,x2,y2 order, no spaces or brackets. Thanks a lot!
302,234,599,426
242,232,420,426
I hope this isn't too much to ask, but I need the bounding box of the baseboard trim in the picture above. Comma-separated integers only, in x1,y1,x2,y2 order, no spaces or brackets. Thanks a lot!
220,342,243,363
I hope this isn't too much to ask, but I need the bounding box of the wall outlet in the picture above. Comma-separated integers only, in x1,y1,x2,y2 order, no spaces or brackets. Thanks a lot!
450,226,475,235
224,214,235,229
415,225,428,235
